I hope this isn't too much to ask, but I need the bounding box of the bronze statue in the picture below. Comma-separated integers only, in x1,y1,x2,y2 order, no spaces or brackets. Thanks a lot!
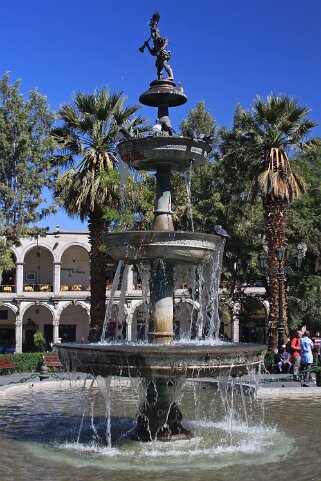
139,12,174,81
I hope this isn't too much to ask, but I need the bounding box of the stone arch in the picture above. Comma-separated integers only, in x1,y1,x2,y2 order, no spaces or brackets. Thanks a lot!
0,302,18,315
23,245,54,291
22,303,54,351
1,250,17,293
174,299,199,339
239,296,268,344
58,242,90,259
58,301,90,342
56,300,90,318
0,303,18,350
218,300,234,340
59,244,90,291
103,301,129,341
128,300,148,341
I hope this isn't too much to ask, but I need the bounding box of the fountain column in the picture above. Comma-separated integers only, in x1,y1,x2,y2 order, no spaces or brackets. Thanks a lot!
152,169,173,232
150,162,174,344
148,258,174,344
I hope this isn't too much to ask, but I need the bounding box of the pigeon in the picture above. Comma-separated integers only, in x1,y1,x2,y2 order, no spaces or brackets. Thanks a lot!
150,120,162,136
214,225,230,238
187,128,214,145
159,115,175,136
119,126,135,141
177,82,184,94
203,134,215,145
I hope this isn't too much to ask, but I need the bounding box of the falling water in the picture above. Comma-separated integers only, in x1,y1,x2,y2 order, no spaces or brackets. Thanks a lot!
101,261,124,342
117,264,130,339
136,262,151,338
184,162,194,232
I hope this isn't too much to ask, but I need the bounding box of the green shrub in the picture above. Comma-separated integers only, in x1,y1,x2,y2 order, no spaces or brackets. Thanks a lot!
0,352,44,373
315,367,321,387
263,351,276,372
33,331,47,351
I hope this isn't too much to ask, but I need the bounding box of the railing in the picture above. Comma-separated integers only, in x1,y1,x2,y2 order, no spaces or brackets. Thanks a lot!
23,283,53,292
0,285,15,293
60,284,90,292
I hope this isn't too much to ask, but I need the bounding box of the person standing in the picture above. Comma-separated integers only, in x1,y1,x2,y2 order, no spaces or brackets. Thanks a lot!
291,330,302,380
300,331,314,385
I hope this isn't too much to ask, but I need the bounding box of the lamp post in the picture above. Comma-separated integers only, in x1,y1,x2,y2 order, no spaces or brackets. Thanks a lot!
258,244,305,351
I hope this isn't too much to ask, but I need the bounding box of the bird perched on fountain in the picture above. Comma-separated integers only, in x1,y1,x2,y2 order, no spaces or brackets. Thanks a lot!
119,126,135,141
214,225,230,238
177,82,184,94
186,128,214,146
150,119,163,136
159,115,175,136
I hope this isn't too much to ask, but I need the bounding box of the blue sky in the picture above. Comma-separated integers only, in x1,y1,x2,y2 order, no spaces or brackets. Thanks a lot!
2,0,321,231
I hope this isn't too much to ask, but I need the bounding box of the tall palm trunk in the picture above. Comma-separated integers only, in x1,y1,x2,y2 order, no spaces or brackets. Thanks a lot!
263,198,288,350
88,206,108,342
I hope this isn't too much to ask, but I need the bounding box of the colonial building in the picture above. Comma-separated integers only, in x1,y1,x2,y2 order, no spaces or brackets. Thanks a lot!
0,230,268,352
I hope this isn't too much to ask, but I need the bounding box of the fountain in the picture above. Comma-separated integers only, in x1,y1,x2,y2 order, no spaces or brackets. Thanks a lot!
56,11,265,442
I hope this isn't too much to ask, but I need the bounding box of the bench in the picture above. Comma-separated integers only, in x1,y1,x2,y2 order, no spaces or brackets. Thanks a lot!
43,354,63,370
0,356,19,373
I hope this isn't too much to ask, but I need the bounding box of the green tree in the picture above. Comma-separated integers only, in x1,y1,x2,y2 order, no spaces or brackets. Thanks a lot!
52,88,146,341
0,73,56,278
179,101,264,300
174,101,218,230
287,147,321,332
230,95,320,348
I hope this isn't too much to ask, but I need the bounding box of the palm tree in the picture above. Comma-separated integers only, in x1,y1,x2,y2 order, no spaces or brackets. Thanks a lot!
52,88,146,341
234,95,320,348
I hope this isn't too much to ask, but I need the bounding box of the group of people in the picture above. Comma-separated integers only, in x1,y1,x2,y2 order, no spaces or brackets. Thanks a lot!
277,330,320,384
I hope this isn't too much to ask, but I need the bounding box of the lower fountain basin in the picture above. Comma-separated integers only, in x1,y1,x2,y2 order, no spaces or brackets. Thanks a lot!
56,343,265,379
106,231,224,264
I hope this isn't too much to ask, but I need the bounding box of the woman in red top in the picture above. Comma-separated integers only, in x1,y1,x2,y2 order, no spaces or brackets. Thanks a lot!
291,330,302,380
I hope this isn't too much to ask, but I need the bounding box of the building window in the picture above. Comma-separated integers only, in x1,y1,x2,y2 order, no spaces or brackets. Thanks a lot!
25,271,36,282
0,310,8,320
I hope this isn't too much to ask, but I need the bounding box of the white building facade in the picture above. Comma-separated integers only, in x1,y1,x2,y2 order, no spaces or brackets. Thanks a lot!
0,231,268,353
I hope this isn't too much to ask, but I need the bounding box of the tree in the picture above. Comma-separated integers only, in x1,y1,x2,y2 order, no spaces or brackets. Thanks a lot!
287,147,321,332
52,88,147,341
174,101,219,231
179,102,264,299
0,73,56,278
231,95,320,348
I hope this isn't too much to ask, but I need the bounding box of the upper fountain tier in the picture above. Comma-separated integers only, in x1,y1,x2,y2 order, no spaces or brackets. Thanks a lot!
117,80,211,172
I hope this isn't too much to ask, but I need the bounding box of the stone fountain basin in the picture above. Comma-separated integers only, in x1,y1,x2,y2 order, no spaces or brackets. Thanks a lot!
117,137,211,171
106,231,224,264
56,343,265,379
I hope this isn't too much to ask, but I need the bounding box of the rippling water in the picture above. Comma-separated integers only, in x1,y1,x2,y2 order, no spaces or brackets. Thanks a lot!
0,378,320,481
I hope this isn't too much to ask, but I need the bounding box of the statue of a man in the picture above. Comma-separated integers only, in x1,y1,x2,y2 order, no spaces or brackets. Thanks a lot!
139,12,174,81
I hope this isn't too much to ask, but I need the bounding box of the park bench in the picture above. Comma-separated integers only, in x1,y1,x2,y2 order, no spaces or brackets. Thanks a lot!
0,356,19,373
43,354,63,370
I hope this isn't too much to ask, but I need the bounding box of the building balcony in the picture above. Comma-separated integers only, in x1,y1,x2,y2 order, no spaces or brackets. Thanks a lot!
23,283,53,292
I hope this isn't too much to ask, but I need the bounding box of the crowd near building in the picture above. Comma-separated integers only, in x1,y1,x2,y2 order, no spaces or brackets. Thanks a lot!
0,230,268,353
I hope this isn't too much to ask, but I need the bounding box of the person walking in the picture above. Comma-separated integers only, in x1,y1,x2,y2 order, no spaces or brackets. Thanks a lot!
300,331,314,386
291,330,302,380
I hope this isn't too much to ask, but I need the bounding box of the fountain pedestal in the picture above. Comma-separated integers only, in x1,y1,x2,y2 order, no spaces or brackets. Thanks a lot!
135,379,192,441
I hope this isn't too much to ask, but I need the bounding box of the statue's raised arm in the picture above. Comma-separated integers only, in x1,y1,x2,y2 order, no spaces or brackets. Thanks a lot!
139,11,174,81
